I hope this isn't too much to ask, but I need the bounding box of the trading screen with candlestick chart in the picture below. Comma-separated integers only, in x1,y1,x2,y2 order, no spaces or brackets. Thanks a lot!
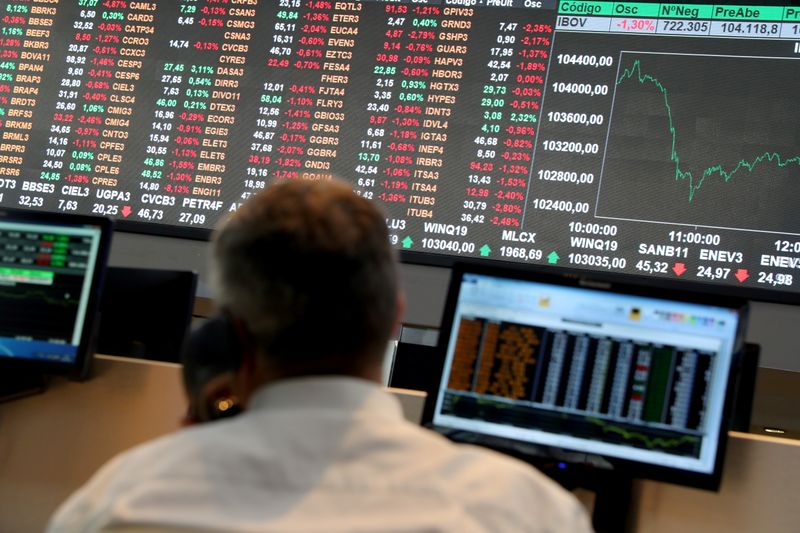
0,1,799,299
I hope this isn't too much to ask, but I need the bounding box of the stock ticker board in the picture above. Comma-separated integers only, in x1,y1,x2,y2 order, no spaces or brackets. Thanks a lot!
1,0,800,299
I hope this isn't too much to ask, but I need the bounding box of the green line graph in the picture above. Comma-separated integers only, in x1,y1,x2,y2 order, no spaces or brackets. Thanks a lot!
616,59,800,203
586,416,699,450
0,288,78,307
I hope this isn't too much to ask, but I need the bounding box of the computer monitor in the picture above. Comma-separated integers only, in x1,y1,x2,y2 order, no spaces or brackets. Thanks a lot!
97,267,197,362
427,263,747,490
0,209,112,381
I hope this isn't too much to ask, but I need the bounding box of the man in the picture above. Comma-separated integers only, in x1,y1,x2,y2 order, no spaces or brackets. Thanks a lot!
48,180,592,532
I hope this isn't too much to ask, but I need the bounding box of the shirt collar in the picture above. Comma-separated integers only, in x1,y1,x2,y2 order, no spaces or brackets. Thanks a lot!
248,376,404,420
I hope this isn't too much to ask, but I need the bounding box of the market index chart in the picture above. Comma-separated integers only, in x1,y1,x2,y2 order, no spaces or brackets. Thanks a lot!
530,20,800,298
596,52,800,233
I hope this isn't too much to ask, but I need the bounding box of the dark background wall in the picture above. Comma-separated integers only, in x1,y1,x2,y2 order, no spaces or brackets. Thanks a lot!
111,231,800,372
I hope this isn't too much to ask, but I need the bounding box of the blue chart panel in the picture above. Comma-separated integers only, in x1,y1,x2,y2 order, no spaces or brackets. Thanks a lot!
0,337,76,362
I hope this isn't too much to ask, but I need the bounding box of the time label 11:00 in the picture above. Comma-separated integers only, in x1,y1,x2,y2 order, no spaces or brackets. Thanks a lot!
668,231,721,246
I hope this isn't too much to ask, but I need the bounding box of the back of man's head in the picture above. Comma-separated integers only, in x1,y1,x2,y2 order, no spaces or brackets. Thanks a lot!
212,179,399,375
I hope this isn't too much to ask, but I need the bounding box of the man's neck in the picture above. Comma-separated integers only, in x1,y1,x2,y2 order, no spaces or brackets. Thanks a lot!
238,352,383,406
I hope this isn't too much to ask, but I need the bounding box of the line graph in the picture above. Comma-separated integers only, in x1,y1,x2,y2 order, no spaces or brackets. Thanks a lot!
0,277,82,340
0,288,78,307
616,59,800,204
586,416,700,453
596,52,800,233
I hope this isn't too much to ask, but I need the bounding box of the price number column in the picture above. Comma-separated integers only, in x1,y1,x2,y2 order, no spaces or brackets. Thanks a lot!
236,1,300,206
270,0,335,182
134,0,256,228
528,31,622,272
458,13,552,263
0,0,61,210
38,1,153,220
351,2,407,205
244,0,360,188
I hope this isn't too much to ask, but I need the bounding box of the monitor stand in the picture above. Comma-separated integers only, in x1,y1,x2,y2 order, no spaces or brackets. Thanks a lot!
0,370,47,403
591,474,634,533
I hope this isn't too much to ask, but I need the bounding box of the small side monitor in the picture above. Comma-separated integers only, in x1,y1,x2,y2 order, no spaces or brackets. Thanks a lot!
97,267,197,362
389,325,444,398
427,263,747,490
0,208,112,379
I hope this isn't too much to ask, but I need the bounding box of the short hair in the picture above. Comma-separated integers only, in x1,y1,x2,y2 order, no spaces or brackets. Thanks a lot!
211,179,398,366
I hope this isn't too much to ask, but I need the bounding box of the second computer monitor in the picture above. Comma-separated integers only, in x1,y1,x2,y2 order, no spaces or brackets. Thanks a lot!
0,209,111,376
429,264,747,490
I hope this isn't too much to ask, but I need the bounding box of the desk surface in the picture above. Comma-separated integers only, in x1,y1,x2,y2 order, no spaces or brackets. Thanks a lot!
0,355,185,532
1,356,798,533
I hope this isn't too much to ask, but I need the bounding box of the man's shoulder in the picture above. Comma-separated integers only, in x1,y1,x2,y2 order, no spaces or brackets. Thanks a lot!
87,416,245,486
418,435,591,529
440,440,566,494
46,424,225,532
378,418,568,492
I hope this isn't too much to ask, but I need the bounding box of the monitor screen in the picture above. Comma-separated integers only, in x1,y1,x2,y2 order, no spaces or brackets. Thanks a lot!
0,209,111,373
97,267,197,362
0,1,797,301
429,263,747,488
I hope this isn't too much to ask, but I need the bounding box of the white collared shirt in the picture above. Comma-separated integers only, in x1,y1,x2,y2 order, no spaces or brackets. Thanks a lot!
48,377,592,532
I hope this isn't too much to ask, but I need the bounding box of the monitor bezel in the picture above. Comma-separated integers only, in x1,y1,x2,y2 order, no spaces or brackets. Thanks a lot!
424,261,748,491
0,208,113,378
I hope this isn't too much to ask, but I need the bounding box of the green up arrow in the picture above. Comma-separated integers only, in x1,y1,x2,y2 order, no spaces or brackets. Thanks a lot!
547,251,560,264
401,236,413,249
479,244,491,257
